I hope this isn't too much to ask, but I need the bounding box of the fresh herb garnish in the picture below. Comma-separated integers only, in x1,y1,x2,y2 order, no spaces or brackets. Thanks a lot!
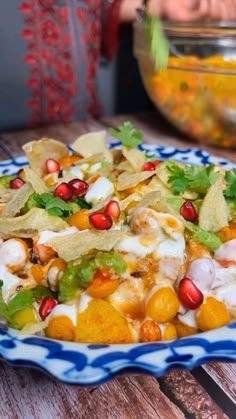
224,169,236,199
145,16,169,71
166,162,188,195
110,121,143,148
33,193,74,217
166,161,219,195
0,282,55,327
76,197,92,209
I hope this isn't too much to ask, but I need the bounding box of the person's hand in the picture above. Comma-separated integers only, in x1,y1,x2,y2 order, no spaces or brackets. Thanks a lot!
147,0,236,21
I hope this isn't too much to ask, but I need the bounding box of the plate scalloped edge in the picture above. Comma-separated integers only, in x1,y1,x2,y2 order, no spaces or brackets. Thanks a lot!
0,323,236,385
0,142,236,385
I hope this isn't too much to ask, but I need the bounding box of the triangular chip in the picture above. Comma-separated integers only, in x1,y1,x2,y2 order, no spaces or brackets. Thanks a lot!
46,229,124,261
22,138,69,177
199,175,229,232
72,131,113,163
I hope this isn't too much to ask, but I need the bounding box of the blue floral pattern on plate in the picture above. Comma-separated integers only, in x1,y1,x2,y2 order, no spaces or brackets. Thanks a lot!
0,144,236,385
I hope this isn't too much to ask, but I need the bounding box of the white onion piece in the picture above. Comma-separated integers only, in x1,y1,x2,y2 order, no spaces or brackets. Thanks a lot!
215,239,236,264
186,257,215,292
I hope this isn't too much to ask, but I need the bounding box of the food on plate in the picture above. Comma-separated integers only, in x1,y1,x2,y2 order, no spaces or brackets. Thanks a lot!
0,121,236,344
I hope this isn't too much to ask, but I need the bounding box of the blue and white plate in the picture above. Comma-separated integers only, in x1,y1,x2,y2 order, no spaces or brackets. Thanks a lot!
0,143,236,385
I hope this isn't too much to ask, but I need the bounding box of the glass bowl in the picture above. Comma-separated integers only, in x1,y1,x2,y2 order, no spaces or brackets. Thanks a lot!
134,21,236,149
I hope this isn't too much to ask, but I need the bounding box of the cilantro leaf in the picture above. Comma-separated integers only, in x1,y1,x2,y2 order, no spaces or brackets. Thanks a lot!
76,197,92,209
224,169,236,199
33,193,74,217
8,290,34,316
185,164,218,194
1,284,56,319
110,121,143,148
166,161,188,195
166,161,219,196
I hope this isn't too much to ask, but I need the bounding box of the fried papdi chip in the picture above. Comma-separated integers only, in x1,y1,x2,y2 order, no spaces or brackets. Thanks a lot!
0,208,68,238
22,138,69,177
134,191,161,210
46,229,124,261
121,145,145,172
72,131,113,163
0,186,17,204
23,167,48,194
145,175,173,196
116,160,134,172
199,175,229,232
117,171,154,191
2,182,33,218
119,193,142,211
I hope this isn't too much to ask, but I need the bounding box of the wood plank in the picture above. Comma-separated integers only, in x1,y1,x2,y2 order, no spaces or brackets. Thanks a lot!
158,370,229,418
0,119,107,158
0,364,184,419
101,112,236,164
0,141,11,161
203,362,236,403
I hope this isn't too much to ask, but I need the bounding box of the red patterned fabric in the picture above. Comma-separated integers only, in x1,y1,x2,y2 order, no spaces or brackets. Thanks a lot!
102,0,123,60
18,0,122,127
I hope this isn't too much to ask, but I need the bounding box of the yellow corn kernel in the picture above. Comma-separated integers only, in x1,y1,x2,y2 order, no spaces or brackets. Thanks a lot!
146,286,180,323
140,319,161,342
196,296,231,332
13,307,38,329
68,209,91,230
161,323,177,341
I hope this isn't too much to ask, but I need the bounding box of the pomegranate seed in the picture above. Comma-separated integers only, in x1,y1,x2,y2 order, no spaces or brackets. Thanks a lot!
153,160,161,167
10,177,25,189
142,162,156,171
105,200,120,221
178,277,204,310
39,296,58,320
46,158,60,173
54,182,72,201
180,201,198,223
68,178,89,196
89,213,113,230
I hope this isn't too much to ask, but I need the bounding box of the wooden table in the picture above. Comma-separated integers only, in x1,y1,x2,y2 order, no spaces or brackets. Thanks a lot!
0,112,236,419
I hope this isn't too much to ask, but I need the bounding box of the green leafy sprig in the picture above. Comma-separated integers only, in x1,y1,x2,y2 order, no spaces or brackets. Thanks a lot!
110,121,143,148
166,161,219,195
0,282,55,328
145,16,169,71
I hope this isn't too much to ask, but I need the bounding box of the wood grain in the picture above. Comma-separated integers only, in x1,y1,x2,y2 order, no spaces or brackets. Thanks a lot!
0,364,184,419
159,370,229,418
